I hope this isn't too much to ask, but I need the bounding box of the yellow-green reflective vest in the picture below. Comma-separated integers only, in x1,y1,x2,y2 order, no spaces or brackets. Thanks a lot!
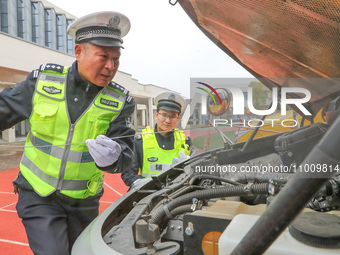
141,126,190,177
20,66,128,199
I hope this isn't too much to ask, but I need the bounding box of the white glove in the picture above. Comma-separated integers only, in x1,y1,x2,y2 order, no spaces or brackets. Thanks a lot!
130,178,151,190
86,135,121,167
172,151,190,165
179,151,190,161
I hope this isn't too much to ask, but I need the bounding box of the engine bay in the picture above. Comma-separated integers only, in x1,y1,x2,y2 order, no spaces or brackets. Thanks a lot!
101,120,340,255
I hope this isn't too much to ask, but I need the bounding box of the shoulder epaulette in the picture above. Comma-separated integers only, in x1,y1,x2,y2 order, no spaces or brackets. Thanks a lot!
126,95,133,103
32,69,40,78
110,81,129,96
39,63,64,73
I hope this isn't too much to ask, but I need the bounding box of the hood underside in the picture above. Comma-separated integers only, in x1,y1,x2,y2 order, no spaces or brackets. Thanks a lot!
179,0,340,116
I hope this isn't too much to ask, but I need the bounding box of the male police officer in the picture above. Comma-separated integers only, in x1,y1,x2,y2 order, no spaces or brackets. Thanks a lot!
121,92,196,187
0,11,135,255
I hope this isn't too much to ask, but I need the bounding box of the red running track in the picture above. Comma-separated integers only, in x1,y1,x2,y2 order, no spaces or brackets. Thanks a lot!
0,167,129,255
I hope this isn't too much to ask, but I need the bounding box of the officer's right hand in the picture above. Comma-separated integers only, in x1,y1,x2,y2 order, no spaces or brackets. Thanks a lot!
179,151,190,161
86,135,121,167
172,151,190,165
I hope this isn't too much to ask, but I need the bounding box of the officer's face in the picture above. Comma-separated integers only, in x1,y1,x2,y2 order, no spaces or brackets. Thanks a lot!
75,43,121,86
155,110,179,134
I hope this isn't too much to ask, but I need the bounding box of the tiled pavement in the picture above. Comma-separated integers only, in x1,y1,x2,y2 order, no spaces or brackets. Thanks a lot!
0,138,128,254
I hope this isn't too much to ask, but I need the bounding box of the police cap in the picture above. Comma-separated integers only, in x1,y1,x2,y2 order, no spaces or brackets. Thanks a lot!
155,92,186,113
67,11,130,48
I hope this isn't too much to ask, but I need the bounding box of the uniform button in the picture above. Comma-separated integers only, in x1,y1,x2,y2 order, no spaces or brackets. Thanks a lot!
74,98,78,102
162,145,165,148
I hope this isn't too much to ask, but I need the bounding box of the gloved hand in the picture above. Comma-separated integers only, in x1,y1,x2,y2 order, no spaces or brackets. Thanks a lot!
130,177,151,190
179,151,190,161
86,135,121,167
172,151,190,165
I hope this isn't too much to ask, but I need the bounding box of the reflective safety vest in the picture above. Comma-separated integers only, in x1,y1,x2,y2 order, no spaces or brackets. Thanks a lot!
20,65,128,199
141,126,190,177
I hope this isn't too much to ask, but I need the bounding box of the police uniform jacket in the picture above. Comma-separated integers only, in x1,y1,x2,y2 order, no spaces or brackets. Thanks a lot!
121,124,193,186
0,61,135,202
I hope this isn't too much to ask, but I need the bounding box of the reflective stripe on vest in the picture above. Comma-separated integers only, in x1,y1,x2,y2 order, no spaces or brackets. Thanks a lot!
21,153,88,190
29,132,93,163
20,67,127,198
141,126,190,177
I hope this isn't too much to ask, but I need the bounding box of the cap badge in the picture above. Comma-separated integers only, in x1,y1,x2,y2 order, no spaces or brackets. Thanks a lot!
168,93,176,101
108,16,120,28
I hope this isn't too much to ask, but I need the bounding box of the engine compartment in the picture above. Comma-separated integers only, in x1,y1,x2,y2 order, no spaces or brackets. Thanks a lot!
101,120,340,255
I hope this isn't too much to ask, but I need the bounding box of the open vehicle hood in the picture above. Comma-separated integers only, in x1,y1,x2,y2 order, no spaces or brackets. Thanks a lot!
179,0,340,116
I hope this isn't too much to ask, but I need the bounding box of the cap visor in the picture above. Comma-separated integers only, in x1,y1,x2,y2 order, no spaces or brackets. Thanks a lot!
158,106,180,113
87,38,123,48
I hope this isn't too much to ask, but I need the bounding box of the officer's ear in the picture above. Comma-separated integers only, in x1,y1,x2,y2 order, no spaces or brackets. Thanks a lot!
74,44,84,59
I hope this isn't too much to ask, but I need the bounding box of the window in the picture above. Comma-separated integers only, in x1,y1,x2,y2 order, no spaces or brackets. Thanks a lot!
31,2,39,43
0,0,8,33
45,9,52,47
66,19,74,55
56,14,65,51
17,0,24,38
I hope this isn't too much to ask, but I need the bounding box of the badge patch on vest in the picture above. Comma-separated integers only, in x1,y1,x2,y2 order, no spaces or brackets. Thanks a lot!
148,157,158,162
150,163,171,172
42,86,62,94
100,98,118,108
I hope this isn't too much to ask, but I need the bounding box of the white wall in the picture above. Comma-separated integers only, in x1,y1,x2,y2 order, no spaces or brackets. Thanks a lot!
0,33,75,72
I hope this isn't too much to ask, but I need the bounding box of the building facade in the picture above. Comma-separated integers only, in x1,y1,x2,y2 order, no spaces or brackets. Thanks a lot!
0,0,175,143
1,0,75,54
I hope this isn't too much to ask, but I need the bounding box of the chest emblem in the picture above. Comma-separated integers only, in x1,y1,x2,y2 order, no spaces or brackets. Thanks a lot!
42,86,61,94
147,157,158,162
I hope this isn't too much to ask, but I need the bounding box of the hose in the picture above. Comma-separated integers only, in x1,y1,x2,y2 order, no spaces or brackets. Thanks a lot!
151,174,240,214
189,174,242,186
151,175,242,214
167,205,194,220
232,172,291,184
150,185,204,215
149,183,269,225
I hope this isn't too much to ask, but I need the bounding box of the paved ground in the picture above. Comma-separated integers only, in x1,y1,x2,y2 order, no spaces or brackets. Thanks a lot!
0,138,128,254
0,140,25,171
0,129,220,254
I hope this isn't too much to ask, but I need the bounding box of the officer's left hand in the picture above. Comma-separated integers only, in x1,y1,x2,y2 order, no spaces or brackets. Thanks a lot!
86,135,121,167
130,177,151,190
